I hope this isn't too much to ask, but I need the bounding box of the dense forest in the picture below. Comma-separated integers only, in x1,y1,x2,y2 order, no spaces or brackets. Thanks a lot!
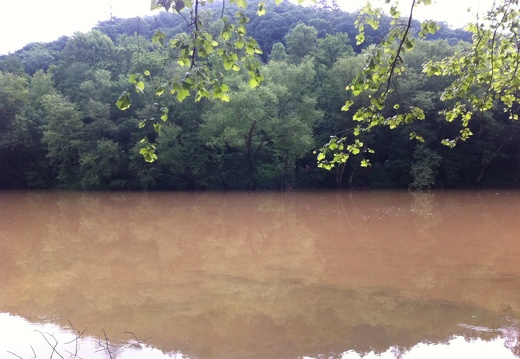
1,0,518,190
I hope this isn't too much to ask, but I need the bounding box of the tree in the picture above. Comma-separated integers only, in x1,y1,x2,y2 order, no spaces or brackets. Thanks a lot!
116,0,294,162
17,43,57,75
0,72,30,187
41,93,86,185
284,23,318,62
61,30,116,68
318,0,520,172
8,71,57,187
192,3,519,148
268,42,287,62
199,58,320,189
79,139,123,188
409,144,442,189
315,32,354,67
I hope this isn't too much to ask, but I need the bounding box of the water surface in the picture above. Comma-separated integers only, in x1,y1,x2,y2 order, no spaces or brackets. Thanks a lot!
0,190,519,358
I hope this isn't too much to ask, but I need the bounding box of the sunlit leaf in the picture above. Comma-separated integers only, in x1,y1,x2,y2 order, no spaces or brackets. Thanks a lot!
116,91,131,110
175,0,185,12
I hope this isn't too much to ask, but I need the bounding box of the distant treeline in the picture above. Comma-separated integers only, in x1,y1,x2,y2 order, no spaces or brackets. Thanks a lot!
1,0,517,190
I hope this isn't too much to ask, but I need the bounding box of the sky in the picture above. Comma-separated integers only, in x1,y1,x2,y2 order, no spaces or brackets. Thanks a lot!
0,0,495,55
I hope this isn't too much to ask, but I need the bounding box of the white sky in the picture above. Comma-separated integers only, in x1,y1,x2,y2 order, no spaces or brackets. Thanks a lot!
0,0,496,55
0,0,158,55
339,0,495,28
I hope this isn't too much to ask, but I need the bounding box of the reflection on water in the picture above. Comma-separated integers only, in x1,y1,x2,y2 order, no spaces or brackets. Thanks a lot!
0,190,520,358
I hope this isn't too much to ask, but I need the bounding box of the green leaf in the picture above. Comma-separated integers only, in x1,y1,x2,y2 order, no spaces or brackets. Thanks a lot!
349,147,360,155
257,2,266,15
441,139,457,148
221,29,231,41
116,91,131,110
136,81,145,93
404,39,414,50
177,89,190,101
152,31,166,47
409,132,425,142
355,33,365,45
235,0,247,8
249,77,260,88
341,100,354,111
360,159,371,167
128,73,137,84
352,82,363,96
427,22,438,34
328,141,338,150
172,83,190,102
446,111,456,122
174,0,185,12
140,145,158,163
151,0,163,10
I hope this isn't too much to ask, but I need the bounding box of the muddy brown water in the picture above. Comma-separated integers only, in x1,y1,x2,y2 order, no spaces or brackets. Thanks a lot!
0,190,519,358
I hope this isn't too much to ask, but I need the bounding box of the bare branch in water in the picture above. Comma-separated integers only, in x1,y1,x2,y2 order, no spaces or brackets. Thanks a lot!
124,331,152,348
95,326,113,359
7,344,37,358
35,330,65,359
64,319,89,358
7,351,24,359
12,323,149,359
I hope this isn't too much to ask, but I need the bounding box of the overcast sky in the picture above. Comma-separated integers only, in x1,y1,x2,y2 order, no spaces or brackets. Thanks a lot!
0,0,494,55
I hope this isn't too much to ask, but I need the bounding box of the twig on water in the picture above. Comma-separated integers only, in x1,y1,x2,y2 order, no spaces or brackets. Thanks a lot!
64,319,88,358
94,325,113,359
123,331,151,349
7,351,23,359
9,344,38,359
35,330,65,359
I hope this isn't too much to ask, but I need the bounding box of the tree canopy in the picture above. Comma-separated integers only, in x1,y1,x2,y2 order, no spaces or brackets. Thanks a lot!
1,0,520,190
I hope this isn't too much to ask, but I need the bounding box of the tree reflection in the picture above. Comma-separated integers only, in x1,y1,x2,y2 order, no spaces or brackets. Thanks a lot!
503,321,520,357
1,190,520,359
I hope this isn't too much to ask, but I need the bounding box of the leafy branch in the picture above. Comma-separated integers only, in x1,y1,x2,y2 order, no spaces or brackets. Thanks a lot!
316,0,436,170
424,0,520,146
117,0,272,162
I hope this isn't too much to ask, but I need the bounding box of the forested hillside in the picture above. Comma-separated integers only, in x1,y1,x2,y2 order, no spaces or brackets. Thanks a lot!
1,0,517,190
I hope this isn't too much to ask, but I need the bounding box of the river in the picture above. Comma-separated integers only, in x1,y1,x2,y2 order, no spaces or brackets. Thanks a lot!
0,190,519,358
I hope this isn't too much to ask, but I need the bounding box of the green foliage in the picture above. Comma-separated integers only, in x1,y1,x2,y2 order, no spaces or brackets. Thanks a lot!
139,140,159,163
315,137,373,170
80,140,123,188
199,58,320,188
423,1,520,145
61,30,115,67
315,32,354,66
285,23,318,61
268,42,287,62
0,72,28,123
3,0,520,190
118,0,265,114
343,0,520,167
409,144,442,189
41,93,85,185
